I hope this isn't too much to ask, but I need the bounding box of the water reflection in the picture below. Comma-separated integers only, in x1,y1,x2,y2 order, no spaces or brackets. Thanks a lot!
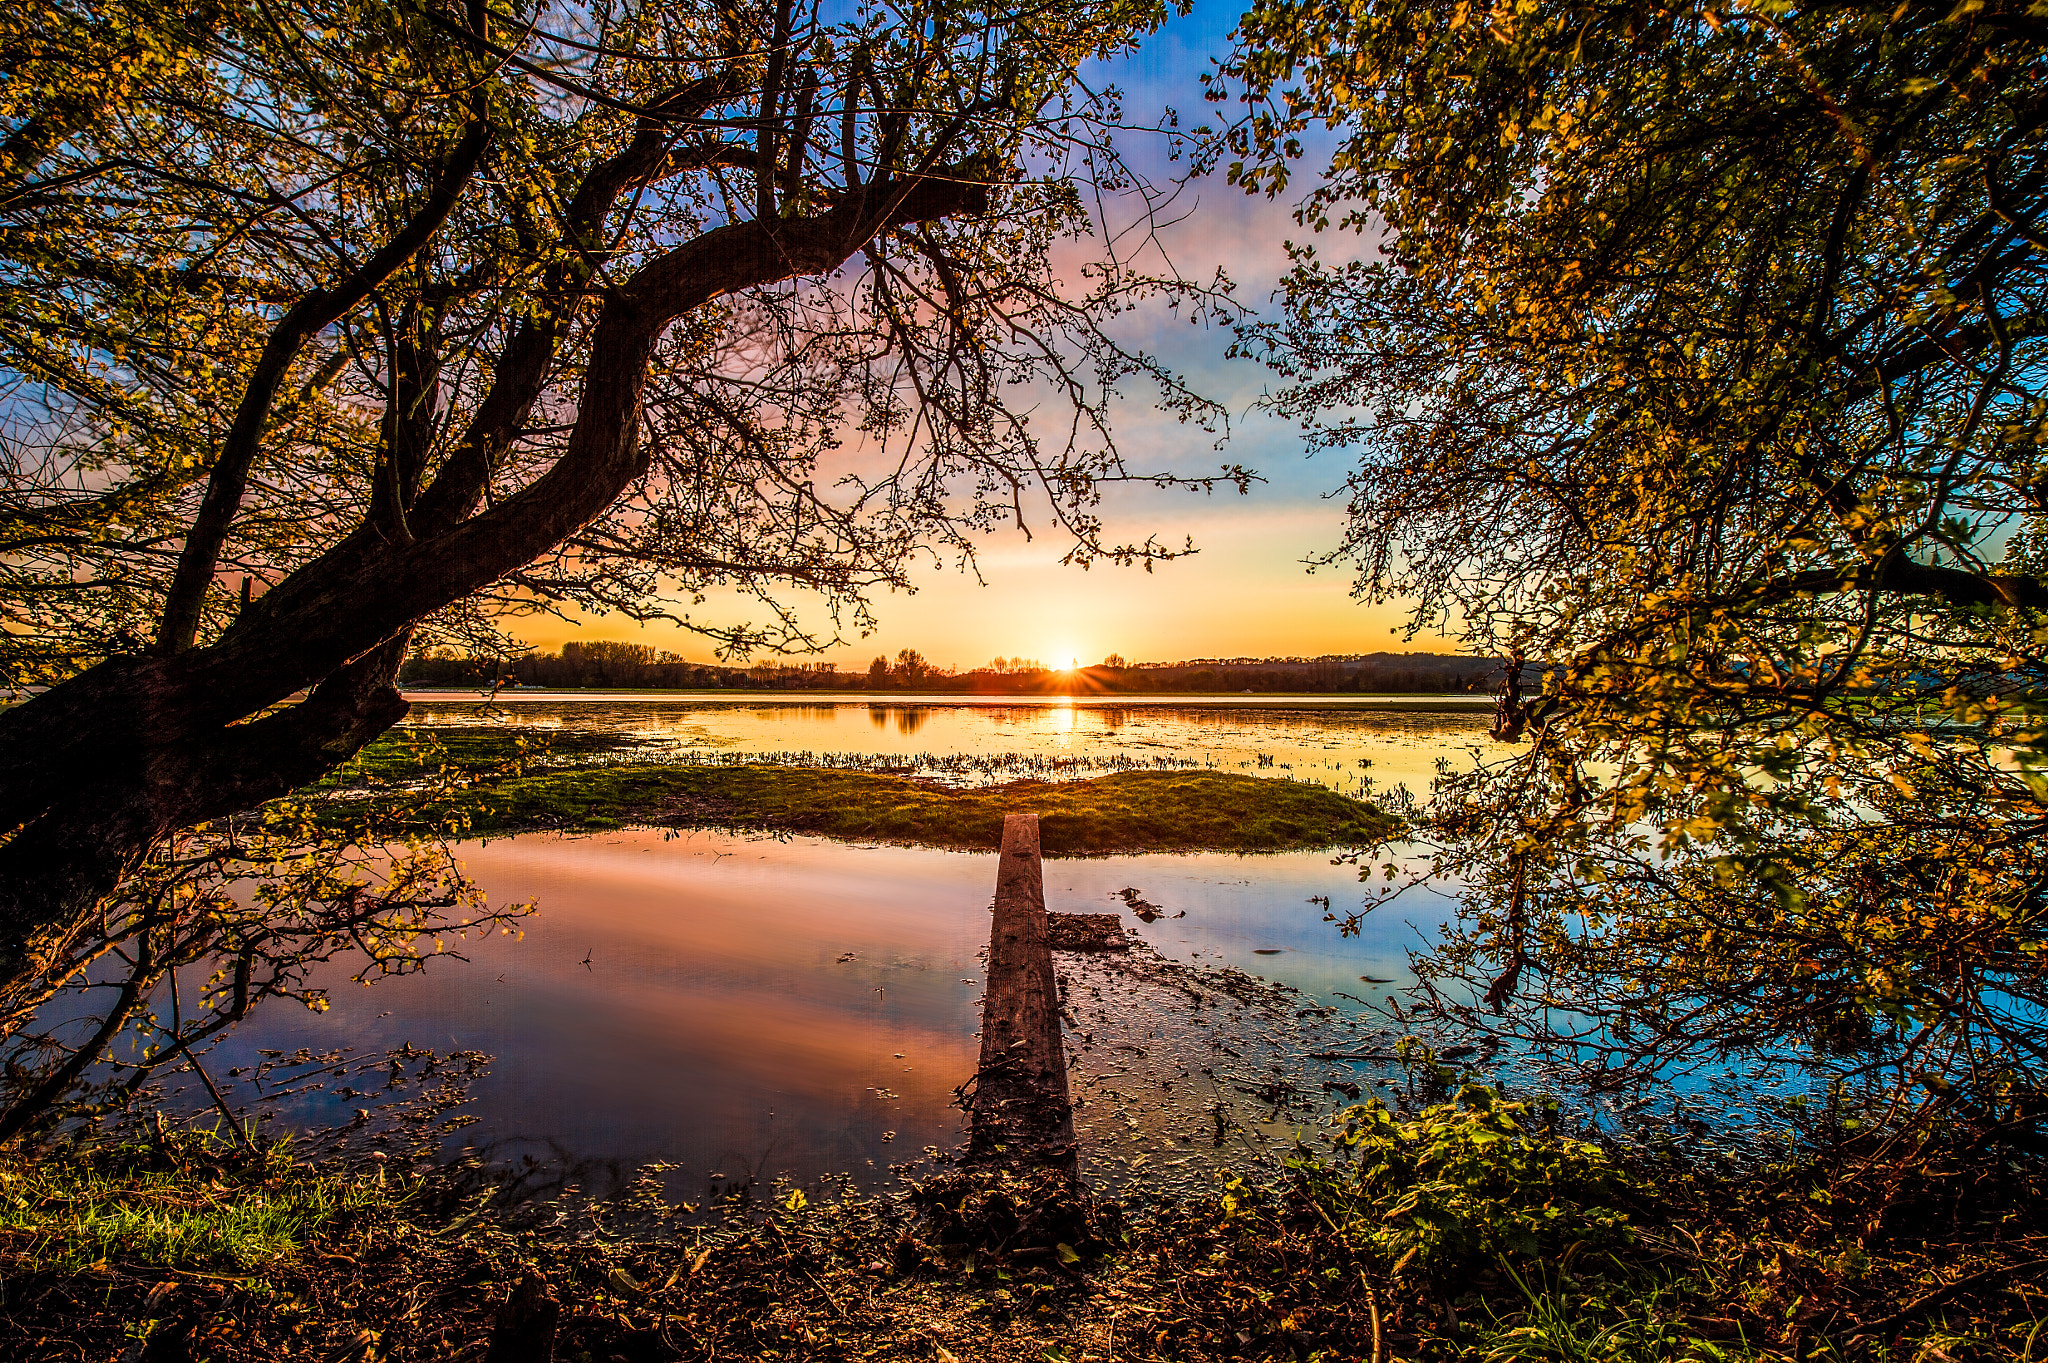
756,706,836,724
204,830,1451,1193
400,694,1498,800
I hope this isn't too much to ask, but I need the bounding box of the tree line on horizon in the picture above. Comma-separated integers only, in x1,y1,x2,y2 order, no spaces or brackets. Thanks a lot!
399,641,1502,694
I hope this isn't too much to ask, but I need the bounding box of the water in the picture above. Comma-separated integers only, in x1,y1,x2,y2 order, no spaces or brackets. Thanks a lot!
398,691,1495,801
175,697,1496,1194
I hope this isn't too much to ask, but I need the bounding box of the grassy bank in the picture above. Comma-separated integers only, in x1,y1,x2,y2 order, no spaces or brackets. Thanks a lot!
5,1095,2041,1363
0,1138,382,1276
328,761,1399,854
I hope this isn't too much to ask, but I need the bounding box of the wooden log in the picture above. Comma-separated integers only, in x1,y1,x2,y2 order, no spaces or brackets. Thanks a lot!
965,813,1077,1172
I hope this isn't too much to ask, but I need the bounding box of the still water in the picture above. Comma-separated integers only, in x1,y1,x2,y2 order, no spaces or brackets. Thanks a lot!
400,691,1495,801
196,697,1494,1192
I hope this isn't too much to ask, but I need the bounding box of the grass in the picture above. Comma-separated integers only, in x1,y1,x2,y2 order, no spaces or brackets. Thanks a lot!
1472,1266,1753,1363
322,724,641,785
0,1136,381,1274
335,764,1401,853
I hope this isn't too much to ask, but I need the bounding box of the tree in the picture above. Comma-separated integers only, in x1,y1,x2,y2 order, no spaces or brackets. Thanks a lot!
894,646,929,685
1214,0,2048,1111
0,0,1241,1035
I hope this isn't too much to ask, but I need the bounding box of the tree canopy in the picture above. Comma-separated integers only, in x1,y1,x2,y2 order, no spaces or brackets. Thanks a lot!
0,0,1238,1033
1213,0,2048,1112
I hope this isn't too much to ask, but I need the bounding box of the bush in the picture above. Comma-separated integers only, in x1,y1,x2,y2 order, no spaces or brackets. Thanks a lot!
1293,1085,1632,1280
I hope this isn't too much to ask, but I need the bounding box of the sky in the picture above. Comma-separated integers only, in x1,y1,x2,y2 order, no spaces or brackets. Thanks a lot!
519,2,1445,672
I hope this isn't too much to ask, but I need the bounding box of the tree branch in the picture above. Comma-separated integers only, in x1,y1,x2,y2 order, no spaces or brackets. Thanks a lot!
154,120,491,655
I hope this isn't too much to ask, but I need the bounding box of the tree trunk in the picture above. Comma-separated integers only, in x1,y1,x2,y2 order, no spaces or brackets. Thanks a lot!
0,173,987,1038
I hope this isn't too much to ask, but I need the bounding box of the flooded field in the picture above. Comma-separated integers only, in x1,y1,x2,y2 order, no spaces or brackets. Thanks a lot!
399,691,1496,803
199,830,1456,1197
171,696,1498,1195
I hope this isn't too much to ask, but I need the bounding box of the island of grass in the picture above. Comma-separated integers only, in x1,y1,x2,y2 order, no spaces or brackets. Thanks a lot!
336,764,1399,854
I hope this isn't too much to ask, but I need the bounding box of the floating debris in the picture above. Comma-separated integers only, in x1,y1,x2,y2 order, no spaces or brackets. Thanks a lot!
1114,886,1163,922
1046,913,1132,952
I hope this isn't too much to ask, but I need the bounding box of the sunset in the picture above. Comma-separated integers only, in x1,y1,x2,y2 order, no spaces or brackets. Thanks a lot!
4,0,2043,1355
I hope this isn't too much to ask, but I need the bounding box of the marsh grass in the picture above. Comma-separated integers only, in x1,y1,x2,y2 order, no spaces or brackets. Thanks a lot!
333,764,1401,853
323,725,645,785
339,723,1239,785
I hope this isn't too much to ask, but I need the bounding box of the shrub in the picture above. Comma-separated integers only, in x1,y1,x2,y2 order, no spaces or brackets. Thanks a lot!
1292,1085,1632,1280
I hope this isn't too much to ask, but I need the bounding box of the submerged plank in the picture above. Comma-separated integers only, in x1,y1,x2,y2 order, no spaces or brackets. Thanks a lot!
964,813,1077,1172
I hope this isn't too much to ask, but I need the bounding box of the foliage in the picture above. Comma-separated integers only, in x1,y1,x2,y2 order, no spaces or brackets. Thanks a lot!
1291,1085,1630,1280
319,762,1403,851
905,1164,1122,1277
1209,0,2048,1109
0,0,1250,1145
0,0,1237,684
1470,1269,1755,1363
0,1136,1126,1362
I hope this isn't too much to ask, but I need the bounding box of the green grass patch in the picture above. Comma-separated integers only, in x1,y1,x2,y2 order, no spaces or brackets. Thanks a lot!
322,725,644,786
0,1140,385,1274
343,765,1399,853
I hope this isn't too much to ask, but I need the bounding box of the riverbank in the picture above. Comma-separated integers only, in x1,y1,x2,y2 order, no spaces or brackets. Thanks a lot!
316,726,1400,852
5,1103,2040,1362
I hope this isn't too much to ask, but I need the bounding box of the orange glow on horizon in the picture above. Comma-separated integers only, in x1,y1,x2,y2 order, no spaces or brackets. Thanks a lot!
508,512,1455,669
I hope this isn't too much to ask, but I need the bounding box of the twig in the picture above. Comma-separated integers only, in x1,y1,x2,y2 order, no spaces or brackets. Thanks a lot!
1365,1275,1384,1363
168,966,256,1154
172,1034,257,1155
769,1222,847,1320
1854,1258,2048,1336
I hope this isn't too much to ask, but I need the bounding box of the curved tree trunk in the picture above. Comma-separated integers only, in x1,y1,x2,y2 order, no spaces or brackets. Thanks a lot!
0,173,988,1038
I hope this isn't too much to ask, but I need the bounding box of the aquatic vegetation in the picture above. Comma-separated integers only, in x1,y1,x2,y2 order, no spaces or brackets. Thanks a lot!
335,765,1401,854
337,722,1228,785
326,725,646,785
